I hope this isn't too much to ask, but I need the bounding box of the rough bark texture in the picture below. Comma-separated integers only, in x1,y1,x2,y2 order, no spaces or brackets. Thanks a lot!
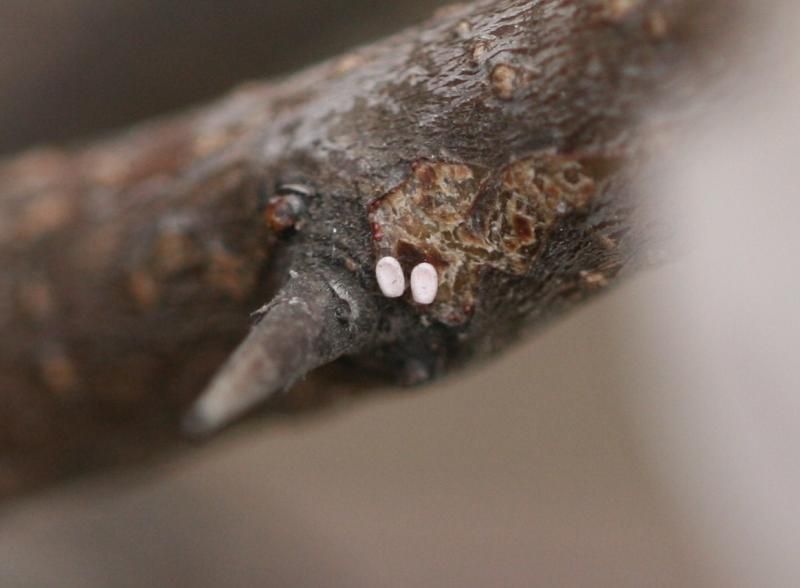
0,0,732,500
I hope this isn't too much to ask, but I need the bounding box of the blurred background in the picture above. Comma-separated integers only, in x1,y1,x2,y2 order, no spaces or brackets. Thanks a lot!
1,1,799,587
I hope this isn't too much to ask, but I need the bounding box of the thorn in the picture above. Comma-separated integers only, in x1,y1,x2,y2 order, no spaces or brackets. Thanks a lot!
183,268,375,436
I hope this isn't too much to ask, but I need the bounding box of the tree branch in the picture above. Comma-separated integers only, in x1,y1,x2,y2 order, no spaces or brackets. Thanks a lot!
0,0,733,500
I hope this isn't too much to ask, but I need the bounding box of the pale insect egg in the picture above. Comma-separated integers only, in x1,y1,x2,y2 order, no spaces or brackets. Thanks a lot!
410,262,438,305
375,256,405,298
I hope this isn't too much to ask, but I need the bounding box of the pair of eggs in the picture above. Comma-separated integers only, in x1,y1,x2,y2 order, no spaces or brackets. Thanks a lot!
375,257,438,304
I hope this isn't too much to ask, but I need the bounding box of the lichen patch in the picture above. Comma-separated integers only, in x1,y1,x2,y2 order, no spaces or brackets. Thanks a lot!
490,64,518,100
14,191,77,243
604,0,642,21
333,53,367,77
646,10,669,38
128,270,160,310
369,154,606,325
39,348,80,399
17,279,55,322
471,40,490,62
151,218,204,276
205,244,253,301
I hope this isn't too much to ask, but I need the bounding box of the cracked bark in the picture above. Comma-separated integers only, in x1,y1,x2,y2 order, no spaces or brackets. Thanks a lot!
0,0,734,500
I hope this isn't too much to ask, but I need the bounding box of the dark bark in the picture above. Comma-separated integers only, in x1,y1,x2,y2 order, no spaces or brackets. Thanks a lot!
0,0,733,500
